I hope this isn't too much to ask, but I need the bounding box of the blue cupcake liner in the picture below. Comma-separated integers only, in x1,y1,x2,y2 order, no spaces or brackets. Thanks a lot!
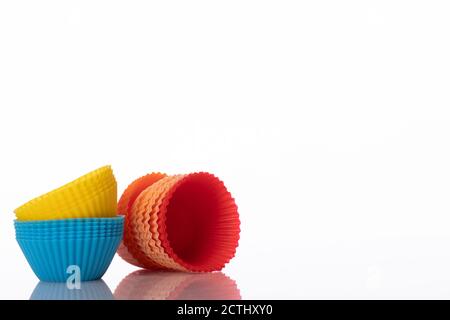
15,225,124,235
16,233,122,282
30,280,114,300
14,216,124,238
16,234,123,241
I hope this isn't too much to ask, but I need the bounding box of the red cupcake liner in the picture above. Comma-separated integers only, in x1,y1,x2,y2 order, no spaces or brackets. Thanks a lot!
158,173,240,272
118,172,240,272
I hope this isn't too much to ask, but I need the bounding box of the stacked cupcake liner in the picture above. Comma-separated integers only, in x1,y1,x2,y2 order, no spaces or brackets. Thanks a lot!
114,270,241,300
117,172,240,272
14,166,123,282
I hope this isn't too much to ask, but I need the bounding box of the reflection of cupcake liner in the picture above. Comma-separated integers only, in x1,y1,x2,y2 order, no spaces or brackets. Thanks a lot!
118,172,240,272
15,217,124,282
30,280,114,300
117,173,167,269
15,166,117,221
114,270,241,300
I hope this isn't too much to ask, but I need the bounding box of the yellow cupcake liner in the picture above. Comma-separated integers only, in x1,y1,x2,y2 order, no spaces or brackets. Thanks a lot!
15,166,117,221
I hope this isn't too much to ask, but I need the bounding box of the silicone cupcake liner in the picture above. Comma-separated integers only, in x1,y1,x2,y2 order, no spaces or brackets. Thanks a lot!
117,173,167,216
16,166,115,212
14,216,124,229
16,183,117,221
14,217,124,232
15,166,117,221
117,173,168,269
129,175,188,270
15,216,123,225
118,172,240,272
15,225,123,234
16,229,123,236
15,217,124,241
15,226,124,235
137,173,239,272
16,226,124,235
158,173,240,272
159,172,240,272
16,232,123,282
146,176,190,270
16,230,124,240
30,280,114,300
130,175,188,270
114,270,241,300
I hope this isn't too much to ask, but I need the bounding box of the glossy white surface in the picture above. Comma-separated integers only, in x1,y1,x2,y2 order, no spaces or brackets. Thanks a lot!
1,1,450,299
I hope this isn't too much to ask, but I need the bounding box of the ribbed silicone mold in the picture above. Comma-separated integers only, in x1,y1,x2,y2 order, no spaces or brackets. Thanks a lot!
16,218,123,282
158,173,240,272
117,173,167,269
16,230,124,240
17,235,122,282
130,175,187,271
14,217,124,229
15,166,117,221
30,280,114,300
14,217,124,239
130,175,188,270
118,172,240,272
114,270,241,300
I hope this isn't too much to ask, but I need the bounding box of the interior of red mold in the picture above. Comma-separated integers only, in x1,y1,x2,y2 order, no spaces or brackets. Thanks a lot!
165,174,237,269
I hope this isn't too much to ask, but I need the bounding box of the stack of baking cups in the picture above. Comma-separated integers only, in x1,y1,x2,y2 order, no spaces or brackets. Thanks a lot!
14,166,124,282
117,172,240,272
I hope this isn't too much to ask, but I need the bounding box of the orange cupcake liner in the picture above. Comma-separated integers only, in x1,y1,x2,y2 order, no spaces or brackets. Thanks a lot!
117,173,167,270
131,175,187,271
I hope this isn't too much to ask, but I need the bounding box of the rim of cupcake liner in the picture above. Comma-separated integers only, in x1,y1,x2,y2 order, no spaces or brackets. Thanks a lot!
157,172,240,272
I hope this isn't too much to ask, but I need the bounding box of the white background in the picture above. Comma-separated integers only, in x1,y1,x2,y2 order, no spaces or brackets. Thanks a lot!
1,1,450,299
